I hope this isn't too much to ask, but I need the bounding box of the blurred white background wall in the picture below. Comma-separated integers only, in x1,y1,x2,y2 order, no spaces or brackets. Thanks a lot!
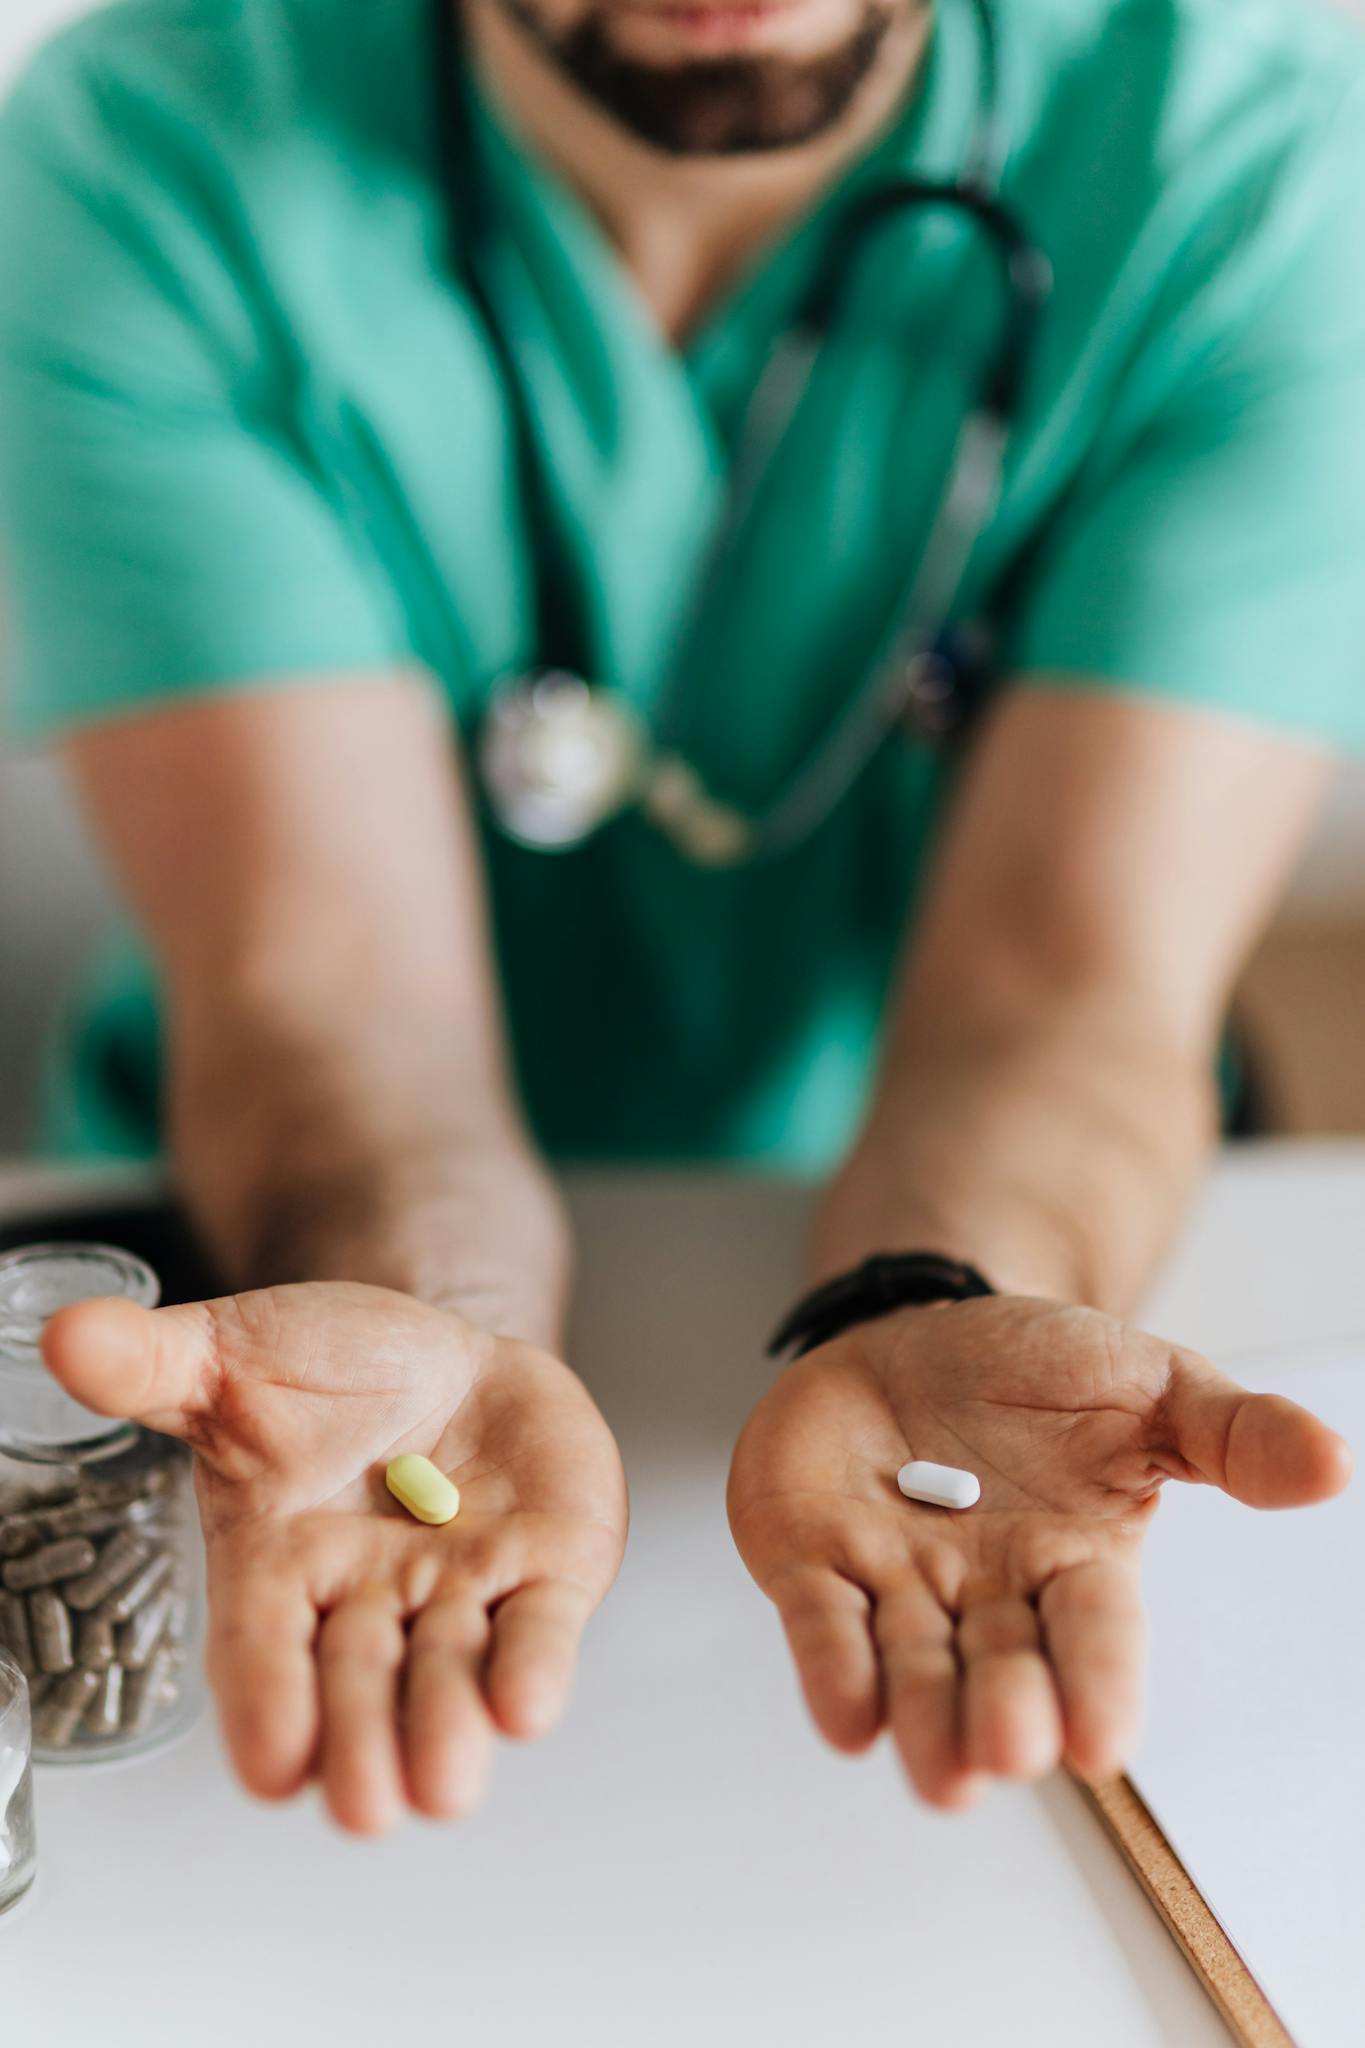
1,0,1363,1150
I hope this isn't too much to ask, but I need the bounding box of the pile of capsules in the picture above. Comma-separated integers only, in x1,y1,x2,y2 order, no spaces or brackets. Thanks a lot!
0,1454,194,1756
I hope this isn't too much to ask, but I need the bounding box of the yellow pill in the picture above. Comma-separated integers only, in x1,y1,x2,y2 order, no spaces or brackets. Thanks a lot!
384,1455,461,1527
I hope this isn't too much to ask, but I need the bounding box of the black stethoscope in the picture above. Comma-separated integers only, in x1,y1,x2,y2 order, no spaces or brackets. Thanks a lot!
438,0,1052,865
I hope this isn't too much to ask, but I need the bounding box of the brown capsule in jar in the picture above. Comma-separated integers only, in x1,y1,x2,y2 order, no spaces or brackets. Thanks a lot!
74,1475,143,1509
39,1502,132,1541
0,1478,75,1516
82,1467,171,1509
83,1662,124,1739
71,1477,121,1506
121,1644,176,1735
33,1667,101,1748
103,1549,173,1624
61,1530,152,1612
0,1515,45,1559
77,1610,118,1671
0,1588,36,1674
29,1590,75,1674
2,1537,98,1593
115,1585,173,1670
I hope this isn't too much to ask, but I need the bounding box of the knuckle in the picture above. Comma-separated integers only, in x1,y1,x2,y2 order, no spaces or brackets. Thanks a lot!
959,1603,1038,1659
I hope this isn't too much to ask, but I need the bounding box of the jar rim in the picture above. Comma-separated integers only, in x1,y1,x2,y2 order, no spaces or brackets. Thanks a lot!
0,1243,161,1458
0,1243,160,1357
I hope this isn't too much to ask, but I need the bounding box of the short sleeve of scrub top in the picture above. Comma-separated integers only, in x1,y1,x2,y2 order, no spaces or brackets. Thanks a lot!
1005,65,1365,745
1,0,1364,1172
0,28,404,720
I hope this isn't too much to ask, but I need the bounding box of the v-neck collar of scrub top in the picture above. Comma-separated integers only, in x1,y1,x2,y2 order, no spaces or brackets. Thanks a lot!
447,0,987,708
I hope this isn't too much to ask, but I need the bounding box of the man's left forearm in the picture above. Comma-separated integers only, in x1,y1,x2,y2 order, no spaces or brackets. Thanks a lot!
809,988,1220,1318
806,692,1330,1322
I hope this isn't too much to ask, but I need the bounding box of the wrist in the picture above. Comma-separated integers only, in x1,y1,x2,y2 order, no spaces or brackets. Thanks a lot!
183,1127,574,1352
769,1250,997,1360
813,1026,1218,1316
809,1147,1095,1307
397,1138,573,1349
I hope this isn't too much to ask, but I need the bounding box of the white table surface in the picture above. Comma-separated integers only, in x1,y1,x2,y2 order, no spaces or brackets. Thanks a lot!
2,1142,1362,2048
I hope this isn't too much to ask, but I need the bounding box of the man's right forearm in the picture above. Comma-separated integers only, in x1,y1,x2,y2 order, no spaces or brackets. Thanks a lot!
170,999,573,1352
58,678,569,1343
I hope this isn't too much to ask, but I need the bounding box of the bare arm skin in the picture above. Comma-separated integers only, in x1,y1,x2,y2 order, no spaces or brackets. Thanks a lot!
64,672,568,1346
810,689,1332,1310
730,688,1352,1806
58,672,628,1832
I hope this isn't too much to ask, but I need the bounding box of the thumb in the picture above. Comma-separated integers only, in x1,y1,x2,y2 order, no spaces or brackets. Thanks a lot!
41,1298,218,1440
1158,1350,1353,1509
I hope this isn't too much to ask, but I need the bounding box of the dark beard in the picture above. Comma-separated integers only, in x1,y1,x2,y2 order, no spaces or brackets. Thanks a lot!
493,0,897,155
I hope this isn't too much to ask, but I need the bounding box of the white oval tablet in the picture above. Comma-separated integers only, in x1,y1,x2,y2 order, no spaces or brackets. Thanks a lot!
897,1460,980,1511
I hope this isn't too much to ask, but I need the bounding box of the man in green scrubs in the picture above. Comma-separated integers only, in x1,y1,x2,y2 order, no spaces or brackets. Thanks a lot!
0,0,1360,1829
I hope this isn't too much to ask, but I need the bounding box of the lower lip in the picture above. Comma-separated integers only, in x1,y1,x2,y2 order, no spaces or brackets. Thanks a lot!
627,2,802,47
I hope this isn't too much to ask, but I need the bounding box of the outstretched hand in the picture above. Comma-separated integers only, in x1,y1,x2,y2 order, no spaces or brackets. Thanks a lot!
43,1283,628,1832
728,1296,1350,1807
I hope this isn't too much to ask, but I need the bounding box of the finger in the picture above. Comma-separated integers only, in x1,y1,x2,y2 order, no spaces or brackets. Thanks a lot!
41,1299,218,1439
208,1564,320,1802
316,1588,409,1835
485,1580,595,1742
877,1576,979,1809
1039,1558,1145,1780
1158,1352,1352,1508
959,1594,1063,1781
402,1596,495,1819
770,1568,881,1754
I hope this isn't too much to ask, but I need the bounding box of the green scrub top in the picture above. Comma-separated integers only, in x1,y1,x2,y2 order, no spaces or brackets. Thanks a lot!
1,0,1364,1174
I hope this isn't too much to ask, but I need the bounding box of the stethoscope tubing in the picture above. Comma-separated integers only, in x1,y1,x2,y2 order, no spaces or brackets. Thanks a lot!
438,0,1053,862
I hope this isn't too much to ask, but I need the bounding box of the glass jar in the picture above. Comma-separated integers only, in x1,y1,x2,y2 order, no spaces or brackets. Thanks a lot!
0,1244,203,1764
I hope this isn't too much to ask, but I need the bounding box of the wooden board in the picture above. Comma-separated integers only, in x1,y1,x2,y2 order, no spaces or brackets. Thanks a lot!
1079,1776,1294,2048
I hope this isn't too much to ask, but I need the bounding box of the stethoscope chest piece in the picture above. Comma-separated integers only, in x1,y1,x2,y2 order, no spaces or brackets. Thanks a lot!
477,669,649,850
478,668,758,865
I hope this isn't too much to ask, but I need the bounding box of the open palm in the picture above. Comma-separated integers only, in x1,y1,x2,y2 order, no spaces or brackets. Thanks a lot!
43,1283,628,1832
729,1296,1350,1808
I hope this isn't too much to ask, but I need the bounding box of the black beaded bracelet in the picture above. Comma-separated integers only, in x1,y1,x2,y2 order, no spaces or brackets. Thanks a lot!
767,1251,997,1360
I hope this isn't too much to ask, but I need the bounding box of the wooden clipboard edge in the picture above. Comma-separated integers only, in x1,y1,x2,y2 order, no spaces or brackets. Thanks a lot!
1076,1774,1295,2048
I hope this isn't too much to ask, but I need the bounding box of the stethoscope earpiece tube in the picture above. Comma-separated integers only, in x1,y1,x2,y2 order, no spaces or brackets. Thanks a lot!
819,180,1052,423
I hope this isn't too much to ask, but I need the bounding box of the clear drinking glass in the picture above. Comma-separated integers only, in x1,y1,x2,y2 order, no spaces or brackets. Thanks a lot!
0,1648,37,1913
